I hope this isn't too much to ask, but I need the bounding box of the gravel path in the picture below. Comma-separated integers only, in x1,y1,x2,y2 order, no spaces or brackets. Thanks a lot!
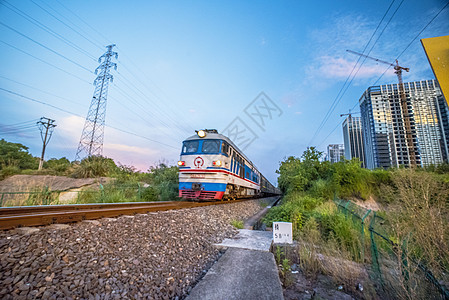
0,200,265,299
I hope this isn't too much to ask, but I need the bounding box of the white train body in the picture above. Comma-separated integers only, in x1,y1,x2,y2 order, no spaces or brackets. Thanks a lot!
178,129,277,201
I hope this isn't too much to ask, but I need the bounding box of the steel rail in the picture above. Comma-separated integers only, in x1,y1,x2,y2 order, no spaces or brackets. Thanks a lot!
0,200,246,230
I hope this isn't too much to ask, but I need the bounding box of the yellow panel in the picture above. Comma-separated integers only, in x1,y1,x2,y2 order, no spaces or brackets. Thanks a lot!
421,35,449,105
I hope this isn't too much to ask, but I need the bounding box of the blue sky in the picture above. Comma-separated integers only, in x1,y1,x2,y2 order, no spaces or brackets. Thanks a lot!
0,0,448,184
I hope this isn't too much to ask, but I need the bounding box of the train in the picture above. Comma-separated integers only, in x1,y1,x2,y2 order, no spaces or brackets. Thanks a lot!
178,129,279,201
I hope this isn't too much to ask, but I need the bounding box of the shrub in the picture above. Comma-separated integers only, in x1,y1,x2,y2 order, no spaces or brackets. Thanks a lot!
386,169,449,278
263,193,324,236
71,156,118,178
297,217,322,279
140,186,158,201
0,165,20,180
308,178,334,200
318,212,362,261
43,157,72,174
146,164,179,201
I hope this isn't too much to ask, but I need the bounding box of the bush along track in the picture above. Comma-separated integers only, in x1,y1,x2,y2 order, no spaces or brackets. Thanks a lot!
264,147,449,299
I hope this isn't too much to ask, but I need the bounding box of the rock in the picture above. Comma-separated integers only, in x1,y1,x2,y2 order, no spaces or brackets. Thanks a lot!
49,224,70,230
0,199,267,299
3,277,13,285
83,220,101,226
14,227,40,235
18,283,30,291
45,273,55,282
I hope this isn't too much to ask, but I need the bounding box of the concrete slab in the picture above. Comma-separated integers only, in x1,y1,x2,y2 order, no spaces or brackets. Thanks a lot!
215,229,273,252
186,248,284,300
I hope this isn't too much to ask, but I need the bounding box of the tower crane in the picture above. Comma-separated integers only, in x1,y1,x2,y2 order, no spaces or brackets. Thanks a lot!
347,50,417,167
340,109,360,121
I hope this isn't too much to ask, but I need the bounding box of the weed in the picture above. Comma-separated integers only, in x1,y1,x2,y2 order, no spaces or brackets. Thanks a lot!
230,220,243,229
274,246,294,287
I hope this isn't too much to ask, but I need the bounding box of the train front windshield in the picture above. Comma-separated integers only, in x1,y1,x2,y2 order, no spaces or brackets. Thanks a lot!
181,140,223,154
201,140,220,153
182,141,199,154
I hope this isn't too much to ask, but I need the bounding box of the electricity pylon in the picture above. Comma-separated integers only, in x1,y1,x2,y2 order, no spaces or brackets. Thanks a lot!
37,117,56,170
76,44,117,161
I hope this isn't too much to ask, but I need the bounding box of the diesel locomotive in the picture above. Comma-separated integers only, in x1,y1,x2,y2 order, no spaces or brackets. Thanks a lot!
178,129,278,201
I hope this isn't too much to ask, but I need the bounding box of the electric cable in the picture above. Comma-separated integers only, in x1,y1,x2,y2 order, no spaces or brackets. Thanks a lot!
0,0,97,61
0,87,178,150
29,0,104,51
308,0,397,146
0,21,93,74
0,40,92,85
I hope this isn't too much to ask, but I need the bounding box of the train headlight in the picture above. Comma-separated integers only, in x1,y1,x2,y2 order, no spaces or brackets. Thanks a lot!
177,161,185,166
213,160,222,167
197,130,206,138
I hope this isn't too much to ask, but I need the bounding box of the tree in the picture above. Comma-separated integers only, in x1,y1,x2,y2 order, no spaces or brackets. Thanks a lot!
0,139,38,170
43,157,72,173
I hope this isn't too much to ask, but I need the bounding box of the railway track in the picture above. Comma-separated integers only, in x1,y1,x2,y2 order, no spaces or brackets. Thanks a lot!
0,199,247,230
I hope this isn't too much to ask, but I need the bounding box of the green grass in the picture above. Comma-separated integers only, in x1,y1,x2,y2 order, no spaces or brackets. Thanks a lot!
230,220,244,229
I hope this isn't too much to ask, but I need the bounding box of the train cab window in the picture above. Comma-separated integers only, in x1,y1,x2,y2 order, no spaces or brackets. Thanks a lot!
221,141,229,155
202,140,220,153
182,141,199,154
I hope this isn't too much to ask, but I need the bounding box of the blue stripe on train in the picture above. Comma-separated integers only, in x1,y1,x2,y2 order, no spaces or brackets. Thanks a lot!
179,182,227,192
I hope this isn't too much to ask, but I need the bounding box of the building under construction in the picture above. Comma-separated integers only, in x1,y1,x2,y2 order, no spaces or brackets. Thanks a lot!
342,116,366,168
360,79,449,169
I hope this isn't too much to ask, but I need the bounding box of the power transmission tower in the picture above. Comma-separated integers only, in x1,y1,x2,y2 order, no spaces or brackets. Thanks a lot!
37,117,56,170
75,44,118,161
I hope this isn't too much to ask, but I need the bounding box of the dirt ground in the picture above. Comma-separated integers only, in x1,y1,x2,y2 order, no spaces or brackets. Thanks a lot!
283,271,358,300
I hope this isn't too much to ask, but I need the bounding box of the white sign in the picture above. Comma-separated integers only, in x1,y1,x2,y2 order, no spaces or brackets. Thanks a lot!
273,222,293,244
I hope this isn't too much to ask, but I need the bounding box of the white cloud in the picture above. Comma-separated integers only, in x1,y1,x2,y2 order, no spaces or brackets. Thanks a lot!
313,55,394,79
58,115,85,142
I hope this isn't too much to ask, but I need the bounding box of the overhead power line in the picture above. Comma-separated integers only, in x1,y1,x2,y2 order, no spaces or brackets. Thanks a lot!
0,87,178,150
316,0,449,149
308,0,398,146
0,40,92,85
29,0,104,51
17,0,194,138
0,21,93,73
373,0,449,86
0,0,97,61
53,0,113,46
0,74,86,105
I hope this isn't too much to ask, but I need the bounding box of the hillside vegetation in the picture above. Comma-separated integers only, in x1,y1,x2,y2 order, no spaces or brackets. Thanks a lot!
265,147,449,299
0,139,179,204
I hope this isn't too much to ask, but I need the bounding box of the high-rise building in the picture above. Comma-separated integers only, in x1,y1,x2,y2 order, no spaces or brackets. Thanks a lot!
359,79,449,169
342,116,366,167
327,144,345,163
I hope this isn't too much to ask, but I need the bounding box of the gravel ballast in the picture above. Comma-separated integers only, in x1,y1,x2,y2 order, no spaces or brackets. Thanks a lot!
0,200,265,299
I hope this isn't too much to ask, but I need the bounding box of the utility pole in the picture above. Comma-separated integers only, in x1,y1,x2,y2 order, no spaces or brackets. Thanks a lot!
37,117,56,170
76,44,117,161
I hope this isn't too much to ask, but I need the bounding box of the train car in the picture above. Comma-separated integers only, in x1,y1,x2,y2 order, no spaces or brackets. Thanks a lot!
178,129,279,201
